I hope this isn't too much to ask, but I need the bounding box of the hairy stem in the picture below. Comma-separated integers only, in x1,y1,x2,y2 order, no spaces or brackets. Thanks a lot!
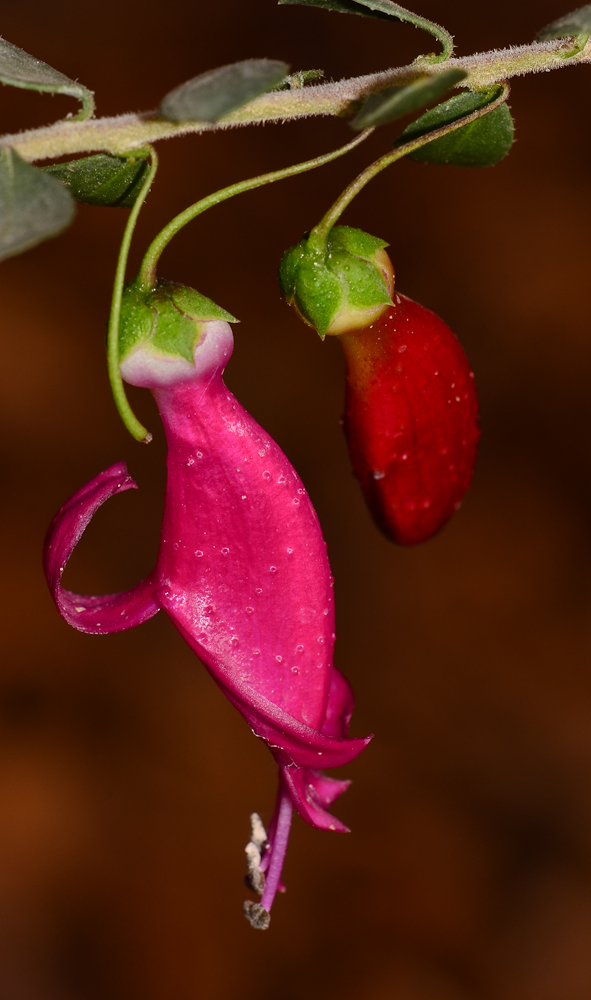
1,37,589,163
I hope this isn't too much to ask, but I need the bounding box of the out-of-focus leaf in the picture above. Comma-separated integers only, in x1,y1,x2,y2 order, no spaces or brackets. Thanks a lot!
537,4,591,39
159,59,290,123
45,153,150,208
0,36,94,118
279,0,394,20
0,147,75,260
351,69,466,129
396,87,514,167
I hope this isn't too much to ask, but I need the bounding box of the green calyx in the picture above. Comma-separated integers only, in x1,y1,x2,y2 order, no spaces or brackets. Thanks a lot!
279,225,394,338
119,278,238,365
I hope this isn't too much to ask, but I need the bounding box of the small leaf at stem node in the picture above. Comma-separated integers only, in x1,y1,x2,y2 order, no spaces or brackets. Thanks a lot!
159,59,290,123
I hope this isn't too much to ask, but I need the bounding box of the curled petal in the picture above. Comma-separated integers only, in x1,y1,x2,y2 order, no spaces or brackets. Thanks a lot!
44,462,159,633
282,767,351,832
321,668,355,739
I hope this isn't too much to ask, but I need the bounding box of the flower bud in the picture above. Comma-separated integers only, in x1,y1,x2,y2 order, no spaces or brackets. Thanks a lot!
118,277,237,387
279,225,394,338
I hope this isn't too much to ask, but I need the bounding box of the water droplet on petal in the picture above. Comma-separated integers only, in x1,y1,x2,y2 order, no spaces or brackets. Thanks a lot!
291,666,299,674
255,588,263,595
263,471,271,481
252,649,260,657
195,550,204,558
221,547,230,555
173,542,179,550
196,451,204,459
323,608,329,615
270,566,277,574
275,655,283,663
246,606,254,614
286,547,294,555
295,644,304,654
277,474,286,484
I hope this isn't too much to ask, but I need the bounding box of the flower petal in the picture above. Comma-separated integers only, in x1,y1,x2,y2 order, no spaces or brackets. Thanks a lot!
158,597,371,769
282,766,351,832
43,462,159,633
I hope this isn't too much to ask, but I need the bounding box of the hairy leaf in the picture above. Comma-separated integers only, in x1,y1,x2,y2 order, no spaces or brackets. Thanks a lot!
0,148,75,261
351,69,466,128
0,36,94,117
538,4,591,39
45,153,150,208
159,59,289,123
396,87,514,167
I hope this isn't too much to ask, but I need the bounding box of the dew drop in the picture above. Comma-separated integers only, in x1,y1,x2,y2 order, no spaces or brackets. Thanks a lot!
269,566,277,574
277,474,287,484
397,344,407,353
195,550,204,558
173,542,179,551
230,636,239,647
252,649,261,657
292,498,300,505
258,449,266,457
295,644,304,654
297,488,305,495
255,588,263,595
286,547,294,555
263,471,271,481
317,637,325,644
372,470,385,481
291,666,299,674
187,457,195,467
323,608,329,615
221,547,230,555
241,495,247,500
275,655,283,663
246,606,254,615
196,451,204,459
401,453,408,461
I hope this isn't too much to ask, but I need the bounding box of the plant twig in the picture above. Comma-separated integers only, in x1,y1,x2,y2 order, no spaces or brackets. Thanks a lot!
1,37,589,163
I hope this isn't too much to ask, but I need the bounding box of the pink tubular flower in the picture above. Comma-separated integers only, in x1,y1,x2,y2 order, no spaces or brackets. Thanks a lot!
44,299,371,929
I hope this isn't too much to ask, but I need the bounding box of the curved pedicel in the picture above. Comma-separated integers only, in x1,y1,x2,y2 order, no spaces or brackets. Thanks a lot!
44,317,370,928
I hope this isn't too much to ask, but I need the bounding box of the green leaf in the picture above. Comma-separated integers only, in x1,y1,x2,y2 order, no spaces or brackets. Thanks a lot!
537,4,591,39
44,153,150,208
159,59,290,123
351,69,466,129
397,87,514,167
0,36,94,119
0,147,75,261
278,0,455,59
279,0,395,21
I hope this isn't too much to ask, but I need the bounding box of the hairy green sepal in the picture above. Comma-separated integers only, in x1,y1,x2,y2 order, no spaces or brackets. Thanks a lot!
279,225,392,338
45,153,150,207
397,86,514,166
119,279,237,364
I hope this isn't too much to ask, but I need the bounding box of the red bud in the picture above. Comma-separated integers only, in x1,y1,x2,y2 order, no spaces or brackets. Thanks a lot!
341,292,479,546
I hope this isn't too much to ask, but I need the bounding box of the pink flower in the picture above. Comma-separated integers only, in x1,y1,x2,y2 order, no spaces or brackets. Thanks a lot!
44,315,371,928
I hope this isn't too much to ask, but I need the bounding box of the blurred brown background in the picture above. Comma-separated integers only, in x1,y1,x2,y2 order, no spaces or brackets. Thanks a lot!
1,1,590,997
